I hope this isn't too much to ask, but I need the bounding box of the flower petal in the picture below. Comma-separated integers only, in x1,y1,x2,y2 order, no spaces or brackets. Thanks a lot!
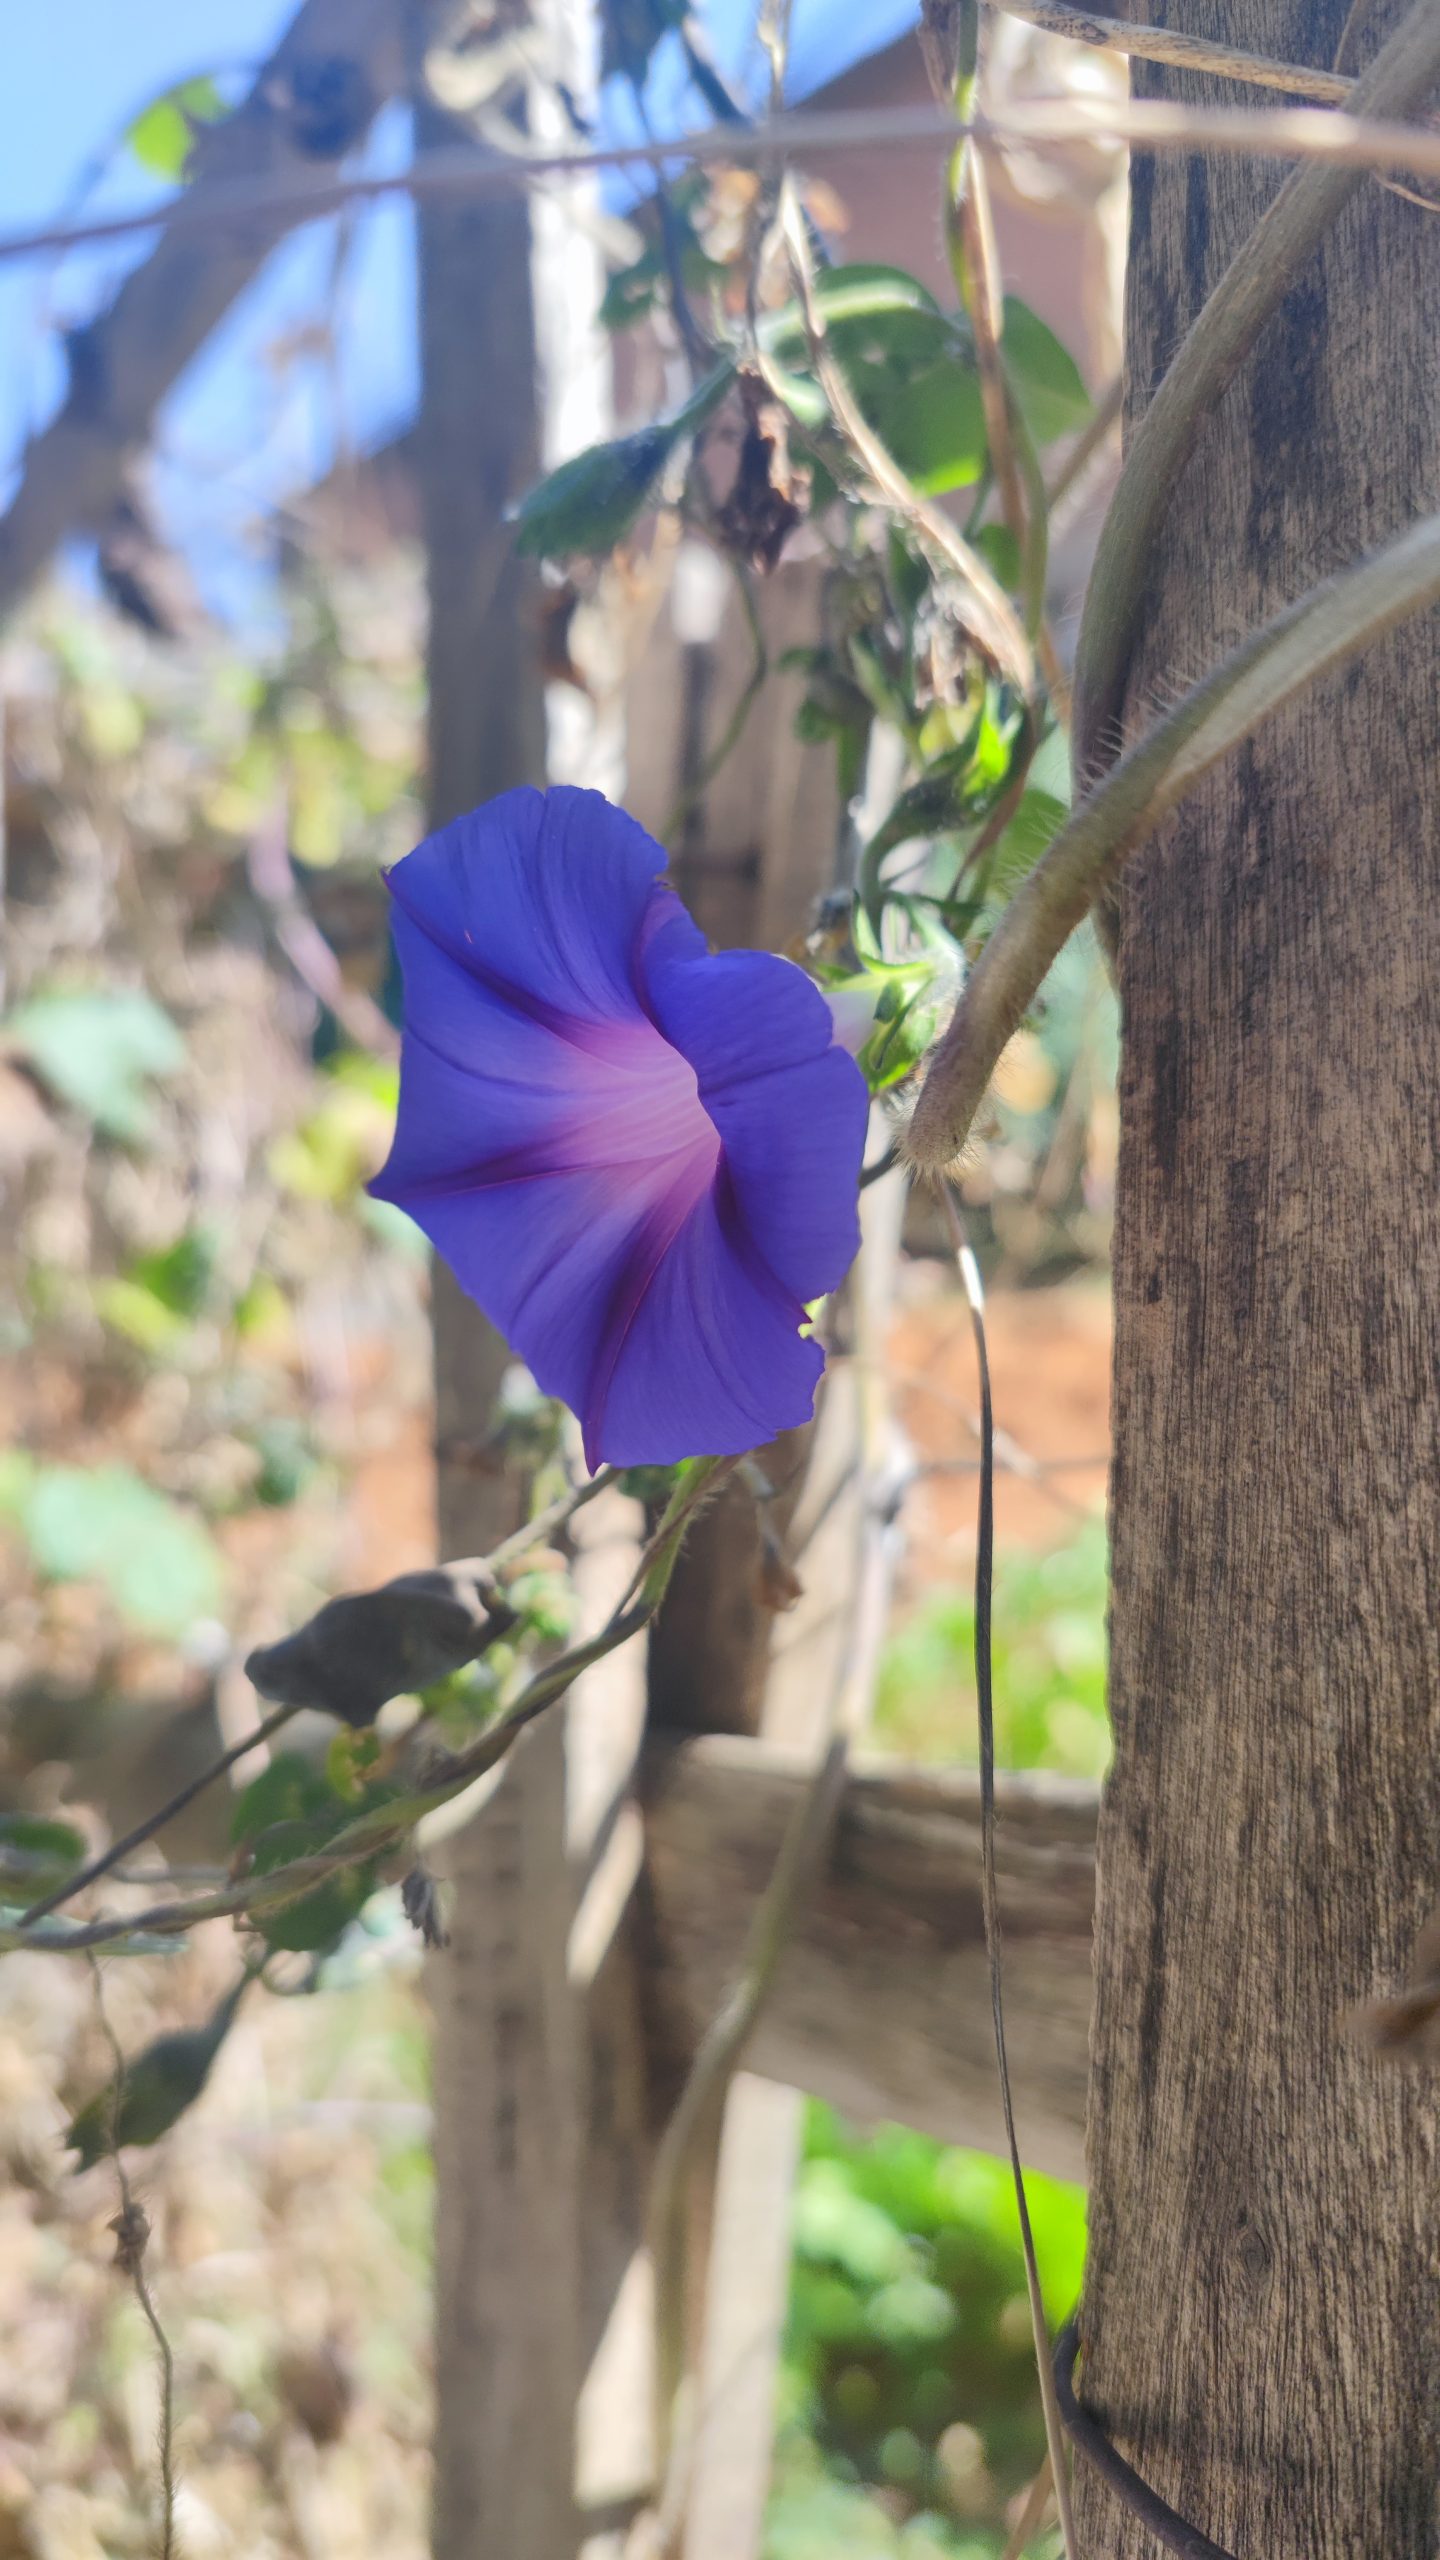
640,900,869,1302
385,784,667,1035
583,1178,825,1465
371,787,868,1468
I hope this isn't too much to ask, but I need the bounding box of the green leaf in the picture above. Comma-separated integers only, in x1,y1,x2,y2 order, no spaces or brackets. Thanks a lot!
125,74,227,181
973,520,1022,589
867,360,986,497
990,784,1069,889
0,1813,87,1867
66,1977,248,2168
129,1228,216,1318
21,1464,223,1636
231,1752,334,1846
1002,297,1092,443
514,368,731,561
232,1752,380,1955
8,989,184,1140
0,1813,88,1901
759,265,947,370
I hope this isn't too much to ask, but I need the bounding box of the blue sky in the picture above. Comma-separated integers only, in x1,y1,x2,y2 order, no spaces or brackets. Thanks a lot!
0,0,915,616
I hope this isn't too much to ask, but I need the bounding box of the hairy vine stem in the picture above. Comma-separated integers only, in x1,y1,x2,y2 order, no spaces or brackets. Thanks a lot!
906,506,1440,1169
1070,0,1440,777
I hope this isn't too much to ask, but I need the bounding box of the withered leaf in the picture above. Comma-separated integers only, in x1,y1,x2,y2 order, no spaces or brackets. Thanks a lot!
244,1569,512,1728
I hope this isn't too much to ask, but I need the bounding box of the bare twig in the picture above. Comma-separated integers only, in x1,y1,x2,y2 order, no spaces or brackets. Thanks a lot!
18,1700,302,1929
456,1462,622,1579
986,0,1440,120
1044,375,1121,521
662,565,769,842
88,1956,178,2560
7,97,1440,285
0,0,405,617
247,801,399,1060
1000,2457,1055,2560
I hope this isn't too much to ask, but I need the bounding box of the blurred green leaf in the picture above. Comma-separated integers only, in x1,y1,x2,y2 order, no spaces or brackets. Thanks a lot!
972,522,1021,590
760,265,948,369
232,1752,334,1846
67,1976,248,2168
869,363,986,498
246,1415,319,1509
877,1522,1109,1776
0,1813,89,1902
8,989,184,1140
96,1226,219,1355
1002,298,1091,444
20,1464,223,1636
514,367,731,560
232,1752,382,1955
125,74,227,180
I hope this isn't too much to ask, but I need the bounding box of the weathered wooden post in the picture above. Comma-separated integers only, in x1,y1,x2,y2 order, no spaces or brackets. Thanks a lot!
411,3,608,2550
1076,8,1440,2553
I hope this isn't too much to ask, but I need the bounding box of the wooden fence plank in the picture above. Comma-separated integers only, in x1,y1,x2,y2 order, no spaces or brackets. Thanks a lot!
639,1739,1096,2181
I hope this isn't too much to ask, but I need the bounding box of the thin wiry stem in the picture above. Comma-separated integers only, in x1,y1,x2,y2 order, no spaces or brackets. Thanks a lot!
942,1190,1079,2560
662,566,769,842
19,1702,302,1929
88,1956,177,2560
22,1468,621,1933
9,1461,734,1959
1044,375,1121,521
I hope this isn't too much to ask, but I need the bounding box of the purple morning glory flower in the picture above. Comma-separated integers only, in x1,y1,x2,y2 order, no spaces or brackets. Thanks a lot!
370,785,868,1467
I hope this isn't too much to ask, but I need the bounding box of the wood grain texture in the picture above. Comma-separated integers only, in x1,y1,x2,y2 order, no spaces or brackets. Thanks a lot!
641,1736,1097,2180
1079,7,1440,2555
628,553,845,1739
416,50,583,2556
0,0,405,619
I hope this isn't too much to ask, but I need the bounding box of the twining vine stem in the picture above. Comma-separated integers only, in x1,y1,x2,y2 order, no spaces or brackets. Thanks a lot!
6,1459,729,1958
906,507,1440,1170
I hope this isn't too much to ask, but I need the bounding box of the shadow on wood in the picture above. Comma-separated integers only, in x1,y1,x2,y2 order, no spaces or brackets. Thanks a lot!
638,1735,1097,2183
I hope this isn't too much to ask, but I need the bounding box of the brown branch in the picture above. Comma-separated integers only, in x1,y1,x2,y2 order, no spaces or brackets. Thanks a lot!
986,0,1440,121
246,801,399,1060
8,101,1440,281
0,0,405,619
